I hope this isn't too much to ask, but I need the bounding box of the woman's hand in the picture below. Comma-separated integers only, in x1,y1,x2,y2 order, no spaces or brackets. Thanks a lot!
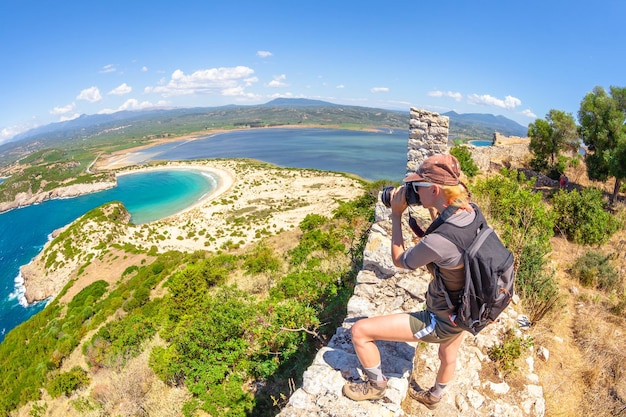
390,185,408,216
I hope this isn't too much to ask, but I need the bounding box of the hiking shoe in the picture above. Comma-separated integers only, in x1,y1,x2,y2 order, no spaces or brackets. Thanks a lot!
409,387,441,409
342,379,387,401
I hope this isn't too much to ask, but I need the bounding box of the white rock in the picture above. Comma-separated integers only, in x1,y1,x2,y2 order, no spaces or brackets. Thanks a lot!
466,389,486,409
537,346,550,362
487,381,510,395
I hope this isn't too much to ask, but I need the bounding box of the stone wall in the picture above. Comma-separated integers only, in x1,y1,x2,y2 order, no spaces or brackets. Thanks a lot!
277,109,546,417
406,108,450,174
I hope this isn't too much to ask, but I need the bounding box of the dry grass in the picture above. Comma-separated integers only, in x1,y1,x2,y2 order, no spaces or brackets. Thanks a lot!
535,224,626,417
59,249,155,304
87,348,192,417
477,153,626,416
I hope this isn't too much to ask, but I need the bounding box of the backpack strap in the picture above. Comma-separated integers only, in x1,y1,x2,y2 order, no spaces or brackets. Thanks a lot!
423,204,459,235
424,203,482,312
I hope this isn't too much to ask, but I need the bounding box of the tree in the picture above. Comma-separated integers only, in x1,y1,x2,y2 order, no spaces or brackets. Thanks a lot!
527,109,579,176
578,86,626,203
450,144,479,178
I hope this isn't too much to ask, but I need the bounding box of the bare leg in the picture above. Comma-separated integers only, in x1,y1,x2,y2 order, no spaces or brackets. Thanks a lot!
350,313,416,369
436,332,465,384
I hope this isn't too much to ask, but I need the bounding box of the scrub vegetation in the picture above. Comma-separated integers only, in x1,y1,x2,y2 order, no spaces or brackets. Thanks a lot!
1,89,626,416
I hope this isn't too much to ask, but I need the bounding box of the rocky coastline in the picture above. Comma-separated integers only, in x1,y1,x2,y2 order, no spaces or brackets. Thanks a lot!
18,160,364,305
0,180,118,214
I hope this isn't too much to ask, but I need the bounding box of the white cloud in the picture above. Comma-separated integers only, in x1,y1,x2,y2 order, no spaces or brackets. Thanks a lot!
223,87,260,101
108,83,132,95
244,76,259,86
100,64,116,73
269,92,294,99
428,90,463,101
371,87,389,93
77,86,102,102
59,113,81,122
50,102,76,115
336,84,345,89
0,125,31,144
467,94,521,110
99,98,159,114
141,66,148,72
521,109,537,119
118,98,154,110
257,50,273,58
267,74,288,88
144,66,256,97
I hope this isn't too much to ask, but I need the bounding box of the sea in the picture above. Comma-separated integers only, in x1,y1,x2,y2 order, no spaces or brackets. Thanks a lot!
0,128,410,342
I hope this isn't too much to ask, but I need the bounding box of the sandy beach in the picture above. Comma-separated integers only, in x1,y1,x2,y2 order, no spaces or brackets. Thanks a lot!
22,158,366,303
115,162,236,218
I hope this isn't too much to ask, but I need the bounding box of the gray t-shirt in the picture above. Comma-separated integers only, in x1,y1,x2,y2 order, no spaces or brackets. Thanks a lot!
400,208,477,338
400,209,476,271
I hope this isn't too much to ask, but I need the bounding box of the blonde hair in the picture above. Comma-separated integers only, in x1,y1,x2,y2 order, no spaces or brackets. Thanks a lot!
441,182,471,210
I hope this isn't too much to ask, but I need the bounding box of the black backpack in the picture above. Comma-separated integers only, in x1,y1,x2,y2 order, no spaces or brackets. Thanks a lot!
421,203,515,335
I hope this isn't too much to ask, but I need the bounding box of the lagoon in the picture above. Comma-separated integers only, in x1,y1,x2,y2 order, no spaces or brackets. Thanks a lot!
133,128,410,181
0,128,412,341
0,169,217,340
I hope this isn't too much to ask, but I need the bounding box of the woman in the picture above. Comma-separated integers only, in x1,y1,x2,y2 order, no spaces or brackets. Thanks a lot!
342,154,473,410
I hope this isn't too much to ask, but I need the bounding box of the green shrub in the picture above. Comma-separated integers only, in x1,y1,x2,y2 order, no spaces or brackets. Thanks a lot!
570,251,619,291
471,169,559,322
243,244,282,274
552,187,622,245
46,366,90,398
488,329,534,373
84,312,156,368
67,280,108,312
450,145,479,178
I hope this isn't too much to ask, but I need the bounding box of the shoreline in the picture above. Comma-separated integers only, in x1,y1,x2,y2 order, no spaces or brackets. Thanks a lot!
115,162,235,220
19,159,365,304
93,124,380,171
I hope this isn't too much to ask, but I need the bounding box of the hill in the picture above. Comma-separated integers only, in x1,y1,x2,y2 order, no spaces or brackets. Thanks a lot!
443,110,528,138
0,99,527,166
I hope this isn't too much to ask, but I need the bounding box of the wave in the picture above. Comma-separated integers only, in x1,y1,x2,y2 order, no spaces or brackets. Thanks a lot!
9,270,28,307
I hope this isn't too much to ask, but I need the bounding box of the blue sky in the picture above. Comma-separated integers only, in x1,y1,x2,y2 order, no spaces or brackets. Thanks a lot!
1,0,624,144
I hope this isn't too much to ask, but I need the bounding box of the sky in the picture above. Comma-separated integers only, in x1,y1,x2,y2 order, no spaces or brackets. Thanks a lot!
1,0,625,145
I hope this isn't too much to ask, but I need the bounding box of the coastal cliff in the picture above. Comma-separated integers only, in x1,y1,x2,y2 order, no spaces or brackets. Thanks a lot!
19,160,364,304
21,201,132,303
0,180,117,213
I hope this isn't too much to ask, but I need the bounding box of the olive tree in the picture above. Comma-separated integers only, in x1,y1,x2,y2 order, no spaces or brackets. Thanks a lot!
578,86,626,203
527,109,579,176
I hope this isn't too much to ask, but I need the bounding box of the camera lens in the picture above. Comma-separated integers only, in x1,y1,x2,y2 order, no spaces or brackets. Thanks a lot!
380,184,422,208
381,186,394,207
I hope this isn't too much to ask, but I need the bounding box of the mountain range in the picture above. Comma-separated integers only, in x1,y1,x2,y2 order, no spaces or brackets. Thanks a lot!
0,99,528,164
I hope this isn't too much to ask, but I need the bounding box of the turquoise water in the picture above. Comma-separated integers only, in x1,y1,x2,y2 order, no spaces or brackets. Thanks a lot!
0,169,216,340
0,128,413,342
469,140,493,147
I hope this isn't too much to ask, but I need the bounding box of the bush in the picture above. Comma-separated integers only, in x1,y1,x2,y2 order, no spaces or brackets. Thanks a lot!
47,366,90,398
471,169,559,322
570,251,619,291
243,244,282,274
552,187,622,245
450,145,479,178
488,329,534,373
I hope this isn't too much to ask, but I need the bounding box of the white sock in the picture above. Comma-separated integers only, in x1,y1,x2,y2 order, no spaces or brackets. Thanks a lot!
431,381,447,398
363,362,386,383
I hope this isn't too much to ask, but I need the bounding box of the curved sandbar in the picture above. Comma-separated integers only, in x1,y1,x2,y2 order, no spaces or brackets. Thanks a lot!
21,159,365,304
115,162,235,218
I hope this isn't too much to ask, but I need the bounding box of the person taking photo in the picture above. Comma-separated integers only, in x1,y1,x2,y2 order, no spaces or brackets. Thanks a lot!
343,153,473,410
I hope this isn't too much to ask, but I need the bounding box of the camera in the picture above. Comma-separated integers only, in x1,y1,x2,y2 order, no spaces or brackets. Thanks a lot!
381,184,421,208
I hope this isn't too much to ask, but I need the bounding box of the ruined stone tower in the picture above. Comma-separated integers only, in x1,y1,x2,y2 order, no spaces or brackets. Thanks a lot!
406,108,450,175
